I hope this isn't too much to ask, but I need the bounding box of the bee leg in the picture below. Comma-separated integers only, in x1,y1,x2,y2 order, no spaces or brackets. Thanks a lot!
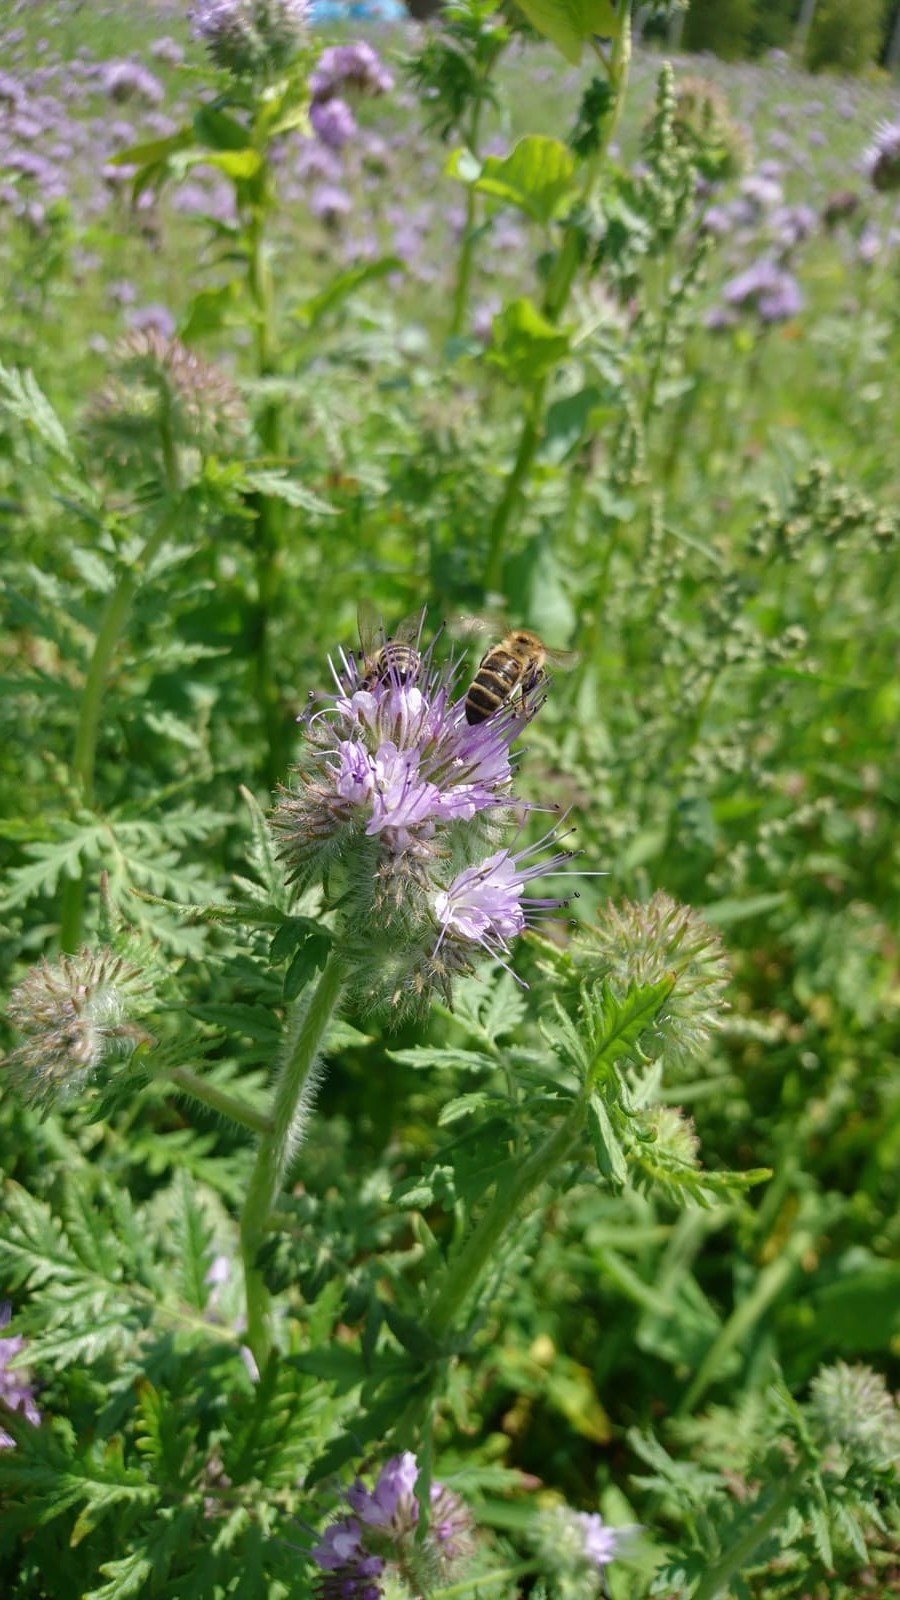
521,667,547,717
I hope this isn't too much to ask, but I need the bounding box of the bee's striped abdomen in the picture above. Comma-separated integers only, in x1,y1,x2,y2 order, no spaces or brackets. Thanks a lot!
464,647,523,724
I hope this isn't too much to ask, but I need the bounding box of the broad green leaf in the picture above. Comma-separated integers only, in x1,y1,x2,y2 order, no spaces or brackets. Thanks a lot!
488,297,572,386
283,933,330,1001
195,148,262,179
240,468,337,517
512,0,620,63
180,280,244,341
192,105,252,151
108,130,193,168
448,136,577,225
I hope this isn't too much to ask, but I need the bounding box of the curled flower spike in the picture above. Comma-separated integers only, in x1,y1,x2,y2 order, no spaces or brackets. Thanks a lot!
863,120,900,194
534,1504,639,1591
312,1452,473,1600
4,947,153,1113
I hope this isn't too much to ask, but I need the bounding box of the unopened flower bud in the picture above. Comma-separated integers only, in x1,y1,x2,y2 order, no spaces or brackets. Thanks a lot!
5,947,153,1112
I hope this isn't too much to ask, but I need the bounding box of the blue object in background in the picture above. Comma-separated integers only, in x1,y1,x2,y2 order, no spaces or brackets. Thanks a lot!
310,0,406,22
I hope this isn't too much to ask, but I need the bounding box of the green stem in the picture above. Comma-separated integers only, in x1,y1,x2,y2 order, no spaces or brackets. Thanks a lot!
434,1564,537,1599
424,1103,585,1341
164,1065,273,1137
59,499,183,953
482,12,632,593
449,101,484,341
677,1218,819,1416
247,195,286,791
692,1464,808,1600
240,949,347,1368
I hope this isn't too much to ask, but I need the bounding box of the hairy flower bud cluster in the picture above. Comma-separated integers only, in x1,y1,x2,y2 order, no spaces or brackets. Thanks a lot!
0,1304,40,1449
808,1362,900,1472
311,1452,473,1600
4,947,153,1113
580,891,729,1071
191,0,309,78
86,329,248,482
271,619,580,1012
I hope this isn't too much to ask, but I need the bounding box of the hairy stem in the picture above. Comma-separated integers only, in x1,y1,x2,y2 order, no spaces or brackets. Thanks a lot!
482,13,632,593
240,949,347,1368
424,1103,585,1341
693,1464,808,1600
165,1065,273,1137
59,498,183,953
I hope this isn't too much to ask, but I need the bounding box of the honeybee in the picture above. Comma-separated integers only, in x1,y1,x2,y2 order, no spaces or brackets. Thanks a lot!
357,599,424,691
464,628,578,725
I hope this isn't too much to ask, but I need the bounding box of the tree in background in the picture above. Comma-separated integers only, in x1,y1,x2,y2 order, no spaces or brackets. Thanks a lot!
806,0,887,71
682,0,759,59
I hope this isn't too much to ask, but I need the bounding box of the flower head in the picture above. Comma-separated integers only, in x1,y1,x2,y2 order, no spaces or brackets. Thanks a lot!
191,0,308,77
0,1305,40,1449
4,947,153,1113
310,96,358,151
272,615,584,1013
808,1362,900,1471
863,120,900,194
312,1453,473,1600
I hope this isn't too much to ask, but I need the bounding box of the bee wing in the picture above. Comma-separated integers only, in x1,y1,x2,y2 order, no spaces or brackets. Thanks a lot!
357,598,384,659
389,609,426,647
543,645,580,669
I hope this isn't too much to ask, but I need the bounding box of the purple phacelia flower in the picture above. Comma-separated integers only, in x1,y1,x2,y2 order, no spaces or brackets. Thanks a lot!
312,1453,473,1600
863,120,900,194
309,42,394,103
0,1305,40,1448
535,1504,639,1585
434,832,579,983
310,96,358,151
271,614,585,1013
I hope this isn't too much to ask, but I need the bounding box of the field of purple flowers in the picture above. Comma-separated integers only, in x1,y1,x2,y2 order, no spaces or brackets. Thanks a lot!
1,3,899,1599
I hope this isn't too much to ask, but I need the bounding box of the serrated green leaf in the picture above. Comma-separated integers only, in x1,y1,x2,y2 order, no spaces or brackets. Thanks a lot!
386,1046,497,1074
586,976,675,1087
588,1091,628,1188
283,933,330,1001
172,1172,214,1311
241,468,337,517
0,362,75,459
512,0,620,63
293,257,404,328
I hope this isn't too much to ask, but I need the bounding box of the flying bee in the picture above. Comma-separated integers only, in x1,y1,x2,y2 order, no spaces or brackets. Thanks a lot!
357,598,424,691
464,628,578,725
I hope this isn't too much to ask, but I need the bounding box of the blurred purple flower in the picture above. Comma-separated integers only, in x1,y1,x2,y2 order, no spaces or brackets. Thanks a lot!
125,304,177,338
0,1305,40,1448
310,96,357,150
724,258,802,323
435,831,577,980
309,182,352,225
191,0,309,76
150,37,185,66
309,42,393,102
101,61,164,107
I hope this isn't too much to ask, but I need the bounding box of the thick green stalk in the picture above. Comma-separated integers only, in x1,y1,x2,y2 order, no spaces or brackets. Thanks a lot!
165,1065,273,1137
692,1464,808,1600
246,196,286,790
59,499,183,952
482,13,633,593
240,949,347,1368
424,1103,585,1341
